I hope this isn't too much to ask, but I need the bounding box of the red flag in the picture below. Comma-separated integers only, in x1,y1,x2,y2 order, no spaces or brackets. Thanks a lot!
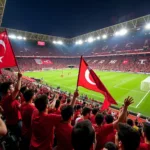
0,31,17,69
77,56,117,110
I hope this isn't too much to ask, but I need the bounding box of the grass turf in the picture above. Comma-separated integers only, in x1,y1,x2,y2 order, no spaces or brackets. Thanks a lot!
24,69,150,117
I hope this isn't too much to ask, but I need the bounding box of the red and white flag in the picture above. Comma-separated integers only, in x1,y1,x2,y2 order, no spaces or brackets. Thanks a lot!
0,31,17,68
77,56,117,110
35,59,53,65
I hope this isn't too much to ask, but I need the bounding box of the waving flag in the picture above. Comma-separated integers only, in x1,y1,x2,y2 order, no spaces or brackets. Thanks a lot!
77,56,117,110
0,31,17,69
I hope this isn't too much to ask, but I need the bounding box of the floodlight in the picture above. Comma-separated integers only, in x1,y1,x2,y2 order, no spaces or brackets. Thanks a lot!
119,29,128,35
78,40,83,45
17,36,23,40
57,41,63,45
87,37,94,43
97,36,100,40
114,31,120,36
23,37,26,40
145,23,150,30
9,34,17,39
53,41,56,44
102,34,107,39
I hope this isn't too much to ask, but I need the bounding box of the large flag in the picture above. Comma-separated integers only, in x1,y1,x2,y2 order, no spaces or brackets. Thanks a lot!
77,56,117,110
0,31,17,68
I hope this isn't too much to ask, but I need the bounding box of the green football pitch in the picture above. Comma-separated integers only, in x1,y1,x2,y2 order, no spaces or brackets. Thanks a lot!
24,69,150,117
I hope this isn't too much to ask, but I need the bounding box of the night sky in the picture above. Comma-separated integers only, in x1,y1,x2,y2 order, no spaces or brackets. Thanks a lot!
2,0,150,38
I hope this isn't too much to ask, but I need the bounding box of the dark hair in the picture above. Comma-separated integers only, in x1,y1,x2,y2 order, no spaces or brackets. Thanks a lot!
105,115,114,124
143,122,150,141
55,100,60,109
104,142,117,150
61,105,73,121
82,107,91,116
20,86,27,94
72,120,95,150
0,82,12,95
23,89,34,102
118,123,140,150
76,105,81,110
127,119,134,127
92,108,99,115
67,98,71,104
95,113,104,125
35,95,48,112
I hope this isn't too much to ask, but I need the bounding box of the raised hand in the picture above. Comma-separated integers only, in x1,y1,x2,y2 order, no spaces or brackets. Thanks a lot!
74,90,79,98
124,96,134,107
18,72,22,79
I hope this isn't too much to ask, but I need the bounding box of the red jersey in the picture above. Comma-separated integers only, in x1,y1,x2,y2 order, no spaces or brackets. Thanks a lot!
139,143,150,150
30,110,61,150
90,114,96,124
1,95,21,125
55,121,73,150
95,123,114,150
106,129,117,143
20,103,36,139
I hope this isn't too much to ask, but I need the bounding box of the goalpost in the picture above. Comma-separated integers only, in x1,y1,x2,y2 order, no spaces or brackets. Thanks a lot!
141,77,150,91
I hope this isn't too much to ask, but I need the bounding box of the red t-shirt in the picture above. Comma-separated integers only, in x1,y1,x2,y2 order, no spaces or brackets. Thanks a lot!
139,143,150,150
30,110,61,150
106,129,117,143
55,121,73,150
90,114,96,124
1,95,21,125
95,123,114,150
20,103,36,139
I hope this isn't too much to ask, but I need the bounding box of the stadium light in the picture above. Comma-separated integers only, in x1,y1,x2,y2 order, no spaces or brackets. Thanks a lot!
114,29,128,36
57,41,63,45
87,37,94,43
53,41,57,44
97,36,100,40
9,34,17,39
102,34,107,39
76,40,83,45
17,36,23,40
23,37,26,40
145,23,150,30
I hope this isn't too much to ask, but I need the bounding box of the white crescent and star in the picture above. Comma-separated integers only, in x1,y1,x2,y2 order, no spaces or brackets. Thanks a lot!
85,68,96,85
0,40,6,63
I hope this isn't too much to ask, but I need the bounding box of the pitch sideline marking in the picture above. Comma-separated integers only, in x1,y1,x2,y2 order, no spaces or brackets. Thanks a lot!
136,90,150,108
114,87,144,93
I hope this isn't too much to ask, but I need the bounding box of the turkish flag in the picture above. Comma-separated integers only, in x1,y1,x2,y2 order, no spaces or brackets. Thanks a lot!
0,31,17,69
77,56,117,110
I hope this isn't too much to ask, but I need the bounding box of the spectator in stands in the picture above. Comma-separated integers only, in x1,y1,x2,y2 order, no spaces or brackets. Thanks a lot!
105,114,116,143
75,107,91,124
95,97,134,150
115,123,140,150
127,118,134,127
0,72,22,139
90,108,99,124
139,122,150,150
103,142,117,150
72,120,95,150
55,105,74,150
0,118,7,136
54,100,61,114
20,89,36,150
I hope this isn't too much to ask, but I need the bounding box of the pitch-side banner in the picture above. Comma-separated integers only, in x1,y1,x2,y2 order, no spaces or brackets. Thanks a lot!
34,59,53,65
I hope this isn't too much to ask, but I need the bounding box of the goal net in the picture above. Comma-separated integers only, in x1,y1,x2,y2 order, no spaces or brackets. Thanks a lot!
141,77,150,91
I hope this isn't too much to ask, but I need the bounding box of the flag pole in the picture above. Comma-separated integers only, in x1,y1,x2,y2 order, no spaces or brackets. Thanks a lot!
5,29,21,73
76,55,82,90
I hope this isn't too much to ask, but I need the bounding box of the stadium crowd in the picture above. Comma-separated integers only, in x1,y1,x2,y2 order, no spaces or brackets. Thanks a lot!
0,70,149,150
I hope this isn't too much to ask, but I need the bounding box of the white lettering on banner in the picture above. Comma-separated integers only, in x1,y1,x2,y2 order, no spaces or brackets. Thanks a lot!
98,60,105,64
139,59,147,64
109,60,117,64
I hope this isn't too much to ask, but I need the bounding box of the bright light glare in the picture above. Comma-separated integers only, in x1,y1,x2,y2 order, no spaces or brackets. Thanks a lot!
114,31,120,36
9,34,17,39
145,23,150,29
23,37,26,40
119,29,128,35
102,34,107,39
53,41,56,44
87,37,94,43
57,41,63,45
97,36,100,40
17,36,23,40
76,40,83,45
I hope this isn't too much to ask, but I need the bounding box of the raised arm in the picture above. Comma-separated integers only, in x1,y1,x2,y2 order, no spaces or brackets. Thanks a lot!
0,118,7,136
71,90,79,107
12,72,22,100
113,96,134,129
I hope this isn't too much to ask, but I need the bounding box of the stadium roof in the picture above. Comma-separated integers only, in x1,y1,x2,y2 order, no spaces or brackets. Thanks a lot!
0,0,6,26
0,0,150,44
